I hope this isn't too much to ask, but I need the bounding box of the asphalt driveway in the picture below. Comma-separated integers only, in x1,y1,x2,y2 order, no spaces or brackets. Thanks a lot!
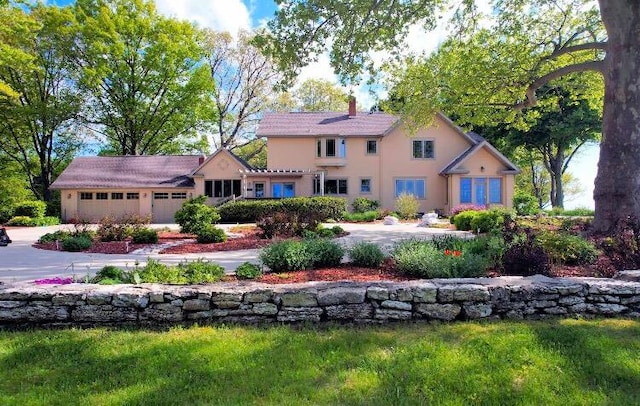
0,222,470,283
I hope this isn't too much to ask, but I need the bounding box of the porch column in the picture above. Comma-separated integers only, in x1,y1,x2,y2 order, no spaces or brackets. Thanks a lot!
319,171,325,196
242,174,247,198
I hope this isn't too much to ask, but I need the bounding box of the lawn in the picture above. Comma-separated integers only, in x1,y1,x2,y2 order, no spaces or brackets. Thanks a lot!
1,319,639,405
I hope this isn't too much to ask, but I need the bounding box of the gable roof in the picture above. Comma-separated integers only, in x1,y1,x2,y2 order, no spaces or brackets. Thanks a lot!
440,131,520,175
190,148,254,176
50,155,201,190
256,112,399,137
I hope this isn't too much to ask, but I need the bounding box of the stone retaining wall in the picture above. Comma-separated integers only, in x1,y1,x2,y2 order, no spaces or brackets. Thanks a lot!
1,275,640,327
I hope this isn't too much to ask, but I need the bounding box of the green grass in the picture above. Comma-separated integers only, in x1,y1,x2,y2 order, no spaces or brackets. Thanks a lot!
1,319,639,405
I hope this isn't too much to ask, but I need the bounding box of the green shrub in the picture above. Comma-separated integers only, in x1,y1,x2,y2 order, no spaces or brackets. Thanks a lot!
316,227,335,238
331,225,345,235
92,265,125,283
395,193,419,220
97,216,129,242
259,240,312,272
469,209,514,234
31,216,60,226
392,239,486,278
0,206,14,224
536,232,598,265
452,211,477,231
306,238,344,268
62,235,93,252
38,230,74,243
132,228,158,244
196,225,227,244
13,200,46,218
352,197,379,213
235,262,263,279
349,242,384,268
7,216,33,226
257,211,322,239
179,259,225,283
137,259,185,284
175,196,220,234
513,192,540,216
342,210,379,223
219,197,347,223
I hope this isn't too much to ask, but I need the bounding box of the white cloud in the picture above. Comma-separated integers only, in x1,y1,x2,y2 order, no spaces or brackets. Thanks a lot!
154,0,251,34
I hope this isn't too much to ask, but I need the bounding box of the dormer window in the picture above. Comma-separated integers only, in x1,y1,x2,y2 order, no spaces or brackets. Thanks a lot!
412,139,434,159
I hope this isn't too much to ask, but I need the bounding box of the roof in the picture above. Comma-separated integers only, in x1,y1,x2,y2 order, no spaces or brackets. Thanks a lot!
440,132,520,175
190,148,254,176
256,112,399,137
50,155,201,189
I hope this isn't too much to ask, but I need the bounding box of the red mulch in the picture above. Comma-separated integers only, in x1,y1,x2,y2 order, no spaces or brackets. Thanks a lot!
160,233,272,254
33,240,169,254
255,264,411,284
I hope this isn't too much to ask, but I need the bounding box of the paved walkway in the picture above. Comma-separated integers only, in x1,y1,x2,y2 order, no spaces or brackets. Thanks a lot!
0,222,470,283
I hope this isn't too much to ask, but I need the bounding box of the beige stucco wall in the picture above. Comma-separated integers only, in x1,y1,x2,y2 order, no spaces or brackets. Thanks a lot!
192,150,246,204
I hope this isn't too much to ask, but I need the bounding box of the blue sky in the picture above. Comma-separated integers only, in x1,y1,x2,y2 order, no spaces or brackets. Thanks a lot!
46,0,599,208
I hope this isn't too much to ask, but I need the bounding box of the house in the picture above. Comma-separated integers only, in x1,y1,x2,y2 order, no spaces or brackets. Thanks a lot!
52,100,519,222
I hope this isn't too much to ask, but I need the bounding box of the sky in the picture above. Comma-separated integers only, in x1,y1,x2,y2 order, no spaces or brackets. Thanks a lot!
48,0,599,209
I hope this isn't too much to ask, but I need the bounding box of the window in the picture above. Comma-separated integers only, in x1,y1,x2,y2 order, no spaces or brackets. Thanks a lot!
172,192,187,199
326,139,336,157
395,178,426,199
360,178,371,193
313,178,348,195
316,140,322,158
254,183,265,198
412,140,434,159
489,178,502,204
205,179,242,198
338,139,346,158
96,192,108,200
126,192,139,200
366,140,377,155
111,193,123,200
272,182,295,198
460,178,472,204
154,192,169,199
80,192,93,200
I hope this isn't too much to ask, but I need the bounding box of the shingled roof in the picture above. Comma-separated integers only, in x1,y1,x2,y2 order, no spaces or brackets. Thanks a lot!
256,112,399,137
50,155,200,189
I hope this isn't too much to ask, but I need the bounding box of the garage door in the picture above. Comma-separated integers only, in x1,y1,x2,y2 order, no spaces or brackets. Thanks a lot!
152,192,187,223
77,191,140,221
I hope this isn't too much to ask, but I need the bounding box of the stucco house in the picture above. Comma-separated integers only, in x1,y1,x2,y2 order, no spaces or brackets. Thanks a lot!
52,100,519,222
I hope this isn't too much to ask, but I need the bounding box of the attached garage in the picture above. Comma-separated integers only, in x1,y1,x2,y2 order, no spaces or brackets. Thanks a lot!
76,191,141,222
151,191,188,223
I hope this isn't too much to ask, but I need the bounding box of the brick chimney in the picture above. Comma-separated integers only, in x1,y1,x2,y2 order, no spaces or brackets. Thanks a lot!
348,97,356,117
198,155,206,165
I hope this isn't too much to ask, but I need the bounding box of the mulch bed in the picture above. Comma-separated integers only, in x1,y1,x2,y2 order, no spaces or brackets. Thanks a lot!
160,231,272,254
33,240,167,254
255,264,411,284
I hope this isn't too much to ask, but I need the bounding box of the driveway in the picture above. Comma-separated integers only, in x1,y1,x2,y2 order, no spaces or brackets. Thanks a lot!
0,222,469,283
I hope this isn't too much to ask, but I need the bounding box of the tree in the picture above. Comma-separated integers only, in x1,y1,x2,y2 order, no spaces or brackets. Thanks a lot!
294,78,348,111
261,0,639,235
72,0,213,155
0,2,37,102
202,30,282,151
0,4,84,202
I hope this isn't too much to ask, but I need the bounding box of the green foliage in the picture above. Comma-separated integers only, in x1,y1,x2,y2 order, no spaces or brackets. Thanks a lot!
349,242,384,268
178,260,225,284
196,225,227,244
452,211,477,231
352,197,379,213
131,228,158,244
97,216,129,242
470,209,514,234
391,239,486,278
395,193,419,220
175,196,220,234
546,207,595,217
62,235,92,252
536,232,598,266
331,225,345,235
7,215,59,227
259,240,311,272
305,238,345,268
38,230,73,243
13,201,46,218
513,192,540,215
92,266,125,284
342,210,379,223
7,216,33,226
257,211,323,239
235,262,262,280
219,197,347,223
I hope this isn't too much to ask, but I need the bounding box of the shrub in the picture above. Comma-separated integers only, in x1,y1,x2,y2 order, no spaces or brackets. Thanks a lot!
331,225,345,236
395,193,419,220
131,228,158,244
470,209,514,234
38,230,74,243
306,238,344,268
235,262,263,279
342,210,379,223
315,225,335,238
392,239,486,278
62,235,93,252
513,192,540,216
92,265,125,283
97,216,130,242
13,200,46,218
349,242,384,268
501,224,550,276
174,196,220,234
179,259,225,283
196,225,227,244
137,259,185,284
259,240,312,272
219,197,347,223
352,197,379,213
535,232,598,266
0,206,14,224
31,216,60,226
257,211,322,239
7,216,34,226
450,204,486,218
452,211,477,231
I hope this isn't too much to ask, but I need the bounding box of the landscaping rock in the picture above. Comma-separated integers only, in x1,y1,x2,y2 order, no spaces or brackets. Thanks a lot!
415,303,461,321
318,287,366,306
277,307,323,322
374,308,412,320
278,291,318,307
380,300,412,311
325,304,373,319
183,299,211,311
463,304,492,319
383,216,399,225
366,286,390,301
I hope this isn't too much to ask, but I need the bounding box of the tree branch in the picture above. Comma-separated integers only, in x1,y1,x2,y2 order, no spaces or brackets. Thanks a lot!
544,41,607,61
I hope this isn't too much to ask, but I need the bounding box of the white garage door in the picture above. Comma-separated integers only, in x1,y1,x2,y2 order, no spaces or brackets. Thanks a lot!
152,192,187,223
77,191,140,221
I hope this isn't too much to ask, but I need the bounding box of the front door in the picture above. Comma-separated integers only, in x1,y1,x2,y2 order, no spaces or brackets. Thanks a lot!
474,178,486,205
254,182,265,198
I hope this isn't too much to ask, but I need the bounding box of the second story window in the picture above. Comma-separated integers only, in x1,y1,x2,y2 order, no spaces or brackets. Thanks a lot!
326,139,336,157
317,138,347,158
412,139,434,159
366,140,377,154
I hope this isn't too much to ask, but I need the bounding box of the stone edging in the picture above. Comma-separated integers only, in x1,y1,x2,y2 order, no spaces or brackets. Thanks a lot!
1,275,639,327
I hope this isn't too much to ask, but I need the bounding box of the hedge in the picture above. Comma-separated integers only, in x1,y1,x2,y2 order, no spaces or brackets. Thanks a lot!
218,197,347,223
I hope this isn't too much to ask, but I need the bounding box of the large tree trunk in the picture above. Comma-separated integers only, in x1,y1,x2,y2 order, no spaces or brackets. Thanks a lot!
593,1,640,234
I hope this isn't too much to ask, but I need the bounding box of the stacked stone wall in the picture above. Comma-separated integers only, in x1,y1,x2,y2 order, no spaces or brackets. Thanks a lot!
1,275,639,327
